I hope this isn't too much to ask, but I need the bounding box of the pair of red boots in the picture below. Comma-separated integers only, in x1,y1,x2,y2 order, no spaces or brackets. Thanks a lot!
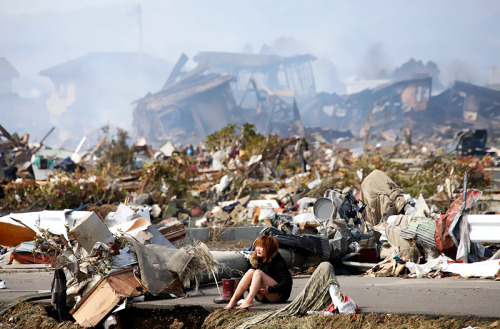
213,278,241,304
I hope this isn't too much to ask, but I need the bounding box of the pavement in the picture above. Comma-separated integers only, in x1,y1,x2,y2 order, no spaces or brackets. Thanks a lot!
1,267,499,319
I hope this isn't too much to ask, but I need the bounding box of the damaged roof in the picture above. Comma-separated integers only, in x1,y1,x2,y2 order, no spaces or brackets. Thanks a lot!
0,57,20,79
429,80,500,127
193,51,316,70
39,52,171,80
138,73,234,112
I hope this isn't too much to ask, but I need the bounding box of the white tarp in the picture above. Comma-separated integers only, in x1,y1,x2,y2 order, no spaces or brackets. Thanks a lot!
10,210,91,241
406,255,500,279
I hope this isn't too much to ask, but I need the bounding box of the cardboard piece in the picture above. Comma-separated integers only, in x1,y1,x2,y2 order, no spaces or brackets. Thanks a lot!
109,217,153,244
229,204,249,222
70,212,114,253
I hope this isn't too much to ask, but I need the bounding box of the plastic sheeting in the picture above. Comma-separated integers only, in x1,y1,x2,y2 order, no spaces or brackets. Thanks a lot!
128,238,190,295
435,189,482,259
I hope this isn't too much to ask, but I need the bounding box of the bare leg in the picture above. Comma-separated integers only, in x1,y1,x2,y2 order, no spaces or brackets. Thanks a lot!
237,270,279,309
224,269,254,309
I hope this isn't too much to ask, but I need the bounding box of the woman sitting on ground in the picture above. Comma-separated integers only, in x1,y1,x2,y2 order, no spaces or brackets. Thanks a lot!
224,235,293,310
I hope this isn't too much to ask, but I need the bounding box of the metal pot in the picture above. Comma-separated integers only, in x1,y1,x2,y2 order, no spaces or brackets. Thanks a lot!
313,189,336,221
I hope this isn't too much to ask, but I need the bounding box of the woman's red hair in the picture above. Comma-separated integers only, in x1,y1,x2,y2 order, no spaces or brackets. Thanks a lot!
251,235,279,264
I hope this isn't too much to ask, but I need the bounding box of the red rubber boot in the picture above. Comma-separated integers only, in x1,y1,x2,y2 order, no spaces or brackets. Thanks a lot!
213,279,235,304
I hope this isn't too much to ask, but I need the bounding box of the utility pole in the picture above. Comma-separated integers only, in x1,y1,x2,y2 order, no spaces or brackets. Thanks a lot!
137,4,143,54
136,3,145,95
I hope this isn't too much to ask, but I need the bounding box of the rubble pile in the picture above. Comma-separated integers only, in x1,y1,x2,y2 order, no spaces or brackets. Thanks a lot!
0,122,499,327
1,203,223,327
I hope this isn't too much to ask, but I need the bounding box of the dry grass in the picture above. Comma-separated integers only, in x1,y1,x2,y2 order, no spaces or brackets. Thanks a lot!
202,308,261,329
202,239,254,251
202,309,500,329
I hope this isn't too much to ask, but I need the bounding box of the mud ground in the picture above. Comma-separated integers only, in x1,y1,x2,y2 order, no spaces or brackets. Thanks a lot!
1,302,499,329
0,302,80,329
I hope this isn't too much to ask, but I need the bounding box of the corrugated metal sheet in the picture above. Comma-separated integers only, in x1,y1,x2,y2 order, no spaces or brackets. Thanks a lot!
400,221,418,239
400,218,437,247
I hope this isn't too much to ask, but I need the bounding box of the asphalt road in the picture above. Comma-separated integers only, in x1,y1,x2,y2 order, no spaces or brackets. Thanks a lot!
1,268,499,319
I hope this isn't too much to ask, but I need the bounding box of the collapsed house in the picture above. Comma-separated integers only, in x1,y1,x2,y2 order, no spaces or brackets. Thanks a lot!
428,80,500,133
39,52,172,148
302,78,500,146
132,52,315,147
302,76,433,141
192,51,317,100
133,72,237,146
132,50,500,149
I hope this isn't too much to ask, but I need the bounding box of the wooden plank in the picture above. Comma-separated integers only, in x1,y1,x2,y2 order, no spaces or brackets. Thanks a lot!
106,268,147,297
70,280,121,327
70,268,150,327
162,230,187,242
157,223,184,232
157,222,187,242
163,53,189,88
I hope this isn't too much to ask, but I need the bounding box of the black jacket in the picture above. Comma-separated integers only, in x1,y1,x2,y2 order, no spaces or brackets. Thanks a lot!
252,252,293,302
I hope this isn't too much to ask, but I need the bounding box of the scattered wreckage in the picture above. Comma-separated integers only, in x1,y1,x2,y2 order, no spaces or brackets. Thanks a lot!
1,161,499,326
1,49,500,326
0,203,221,327
0,125,56,180
1,119,499,326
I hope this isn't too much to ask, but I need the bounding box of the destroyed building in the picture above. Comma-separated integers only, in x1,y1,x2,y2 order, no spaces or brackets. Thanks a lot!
131,50,500,148
301,76,433,141
192,51,317,100
0,57,52,140
133,71,237,146
132,52,312,146
39,52,172,148
428,80,500,133
391,58,444,91
302,78,500,145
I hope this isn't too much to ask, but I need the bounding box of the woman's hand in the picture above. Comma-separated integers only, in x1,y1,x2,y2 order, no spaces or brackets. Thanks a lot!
259,285,269,295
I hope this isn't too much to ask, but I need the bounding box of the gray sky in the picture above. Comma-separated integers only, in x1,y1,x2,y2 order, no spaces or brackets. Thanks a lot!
1,0,499,148
1,0,499,93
